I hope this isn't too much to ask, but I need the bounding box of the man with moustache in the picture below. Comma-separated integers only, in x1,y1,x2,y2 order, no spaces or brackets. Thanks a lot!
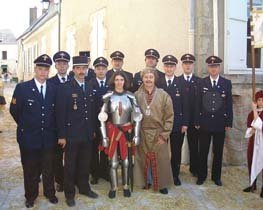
134,67,174,194
69,51,95,82
159,55,189,186
88,57,110,184
48,51,71,192
177,54,201,177
56,56,98,207
133,49,164,92
195,56,233,186
10,54,58,208
106,51,133,90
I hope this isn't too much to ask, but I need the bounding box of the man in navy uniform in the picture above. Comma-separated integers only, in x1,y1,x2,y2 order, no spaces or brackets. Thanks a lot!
68,51,95,82
10,54,58,208
177,53,201,177
49,51,71,84
88,57,110,184
106,51,133,90
196,56,233,186
56,55,98,207
133,48,164,92
48,51,71,192
159,55,189,186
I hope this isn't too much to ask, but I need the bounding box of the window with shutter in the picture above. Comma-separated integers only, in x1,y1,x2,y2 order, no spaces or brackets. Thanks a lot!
2,51,7,60
224,0,263,73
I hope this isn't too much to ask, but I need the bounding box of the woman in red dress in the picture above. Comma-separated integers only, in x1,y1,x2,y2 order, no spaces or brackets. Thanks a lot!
243,90,263,198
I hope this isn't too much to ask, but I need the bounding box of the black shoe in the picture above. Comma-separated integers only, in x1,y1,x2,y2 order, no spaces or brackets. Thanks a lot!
25,200,34,208
159,188,168,194
214,180,223,186
196,179,204,185
56,183,63,192
91,177,98,185
123,189,131,197
66,199,75,207
80,190,98,199
108,190,116,199
243,186,256,193
260,188,263,198
143,183,152,189
48,196,58,204
174,177,181,186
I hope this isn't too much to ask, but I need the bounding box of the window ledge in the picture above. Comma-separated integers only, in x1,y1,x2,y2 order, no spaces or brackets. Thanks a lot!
226,68,263,75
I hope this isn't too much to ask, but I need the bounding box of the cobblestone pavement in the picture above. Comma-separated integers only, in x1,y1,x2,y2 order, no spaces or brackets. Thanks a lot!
0,83,263,210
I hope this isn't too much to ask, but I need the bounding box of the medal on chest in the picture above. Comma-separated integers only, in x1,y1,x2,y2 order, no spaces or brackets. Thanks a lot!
73,99,78,110
145,105,151,116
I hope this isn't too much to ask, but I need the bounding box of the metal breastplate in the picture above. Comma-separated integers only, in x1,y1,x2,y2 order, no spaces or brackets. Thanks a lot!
109,93,133,125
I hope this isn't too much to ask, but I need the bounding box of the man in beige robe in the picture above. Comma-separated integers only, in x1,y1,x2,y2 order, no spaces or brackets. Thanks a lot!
134,67,174,194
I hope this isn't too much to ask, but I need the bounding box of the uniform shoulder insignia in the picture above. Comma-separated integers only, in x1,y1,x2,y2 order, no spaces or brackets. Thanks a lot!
11,98,16,105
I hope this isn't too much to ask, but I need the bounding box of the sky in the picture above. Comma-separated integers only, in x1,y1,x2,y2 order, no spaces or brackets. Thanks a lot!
0,0,42,38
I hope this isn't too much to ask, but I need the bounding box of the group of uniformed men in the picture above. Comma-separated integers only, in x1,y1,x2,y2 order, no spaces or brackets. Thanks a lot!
9,48,233,208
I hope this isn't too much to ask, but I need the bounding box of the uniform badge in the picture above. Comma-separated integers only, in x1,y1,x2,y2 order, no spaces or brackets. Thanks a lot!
73,95,78,110
73,104,78,110
11,98,16,104
145,105,151,116
221,91,226,97
176,90,180,96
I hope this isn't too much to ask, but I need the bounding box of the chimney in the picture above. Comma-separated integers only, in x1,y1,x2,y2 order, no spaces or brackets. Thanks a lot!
29,7,37,25
41,0,55,15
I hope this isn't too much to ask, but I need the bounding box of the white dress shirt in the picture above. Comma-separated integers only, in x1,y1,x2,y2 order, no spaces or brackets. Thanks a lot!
165,75,175,86
34,78,46,98
57,74,68,83
96,77,106,87
183,73,193,81
210,75,219,87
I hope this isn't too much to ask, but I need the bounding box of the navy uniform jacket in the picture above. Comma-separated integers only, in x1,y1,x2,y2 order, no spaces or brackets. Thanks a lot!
133,69,164,92
56,79,96,142
69,68,95,83
159,76,189,132
10,79,57,149
88,77,109,129
178,74,200,126
106,69,133,90
196,76,233,132
48,74,70,85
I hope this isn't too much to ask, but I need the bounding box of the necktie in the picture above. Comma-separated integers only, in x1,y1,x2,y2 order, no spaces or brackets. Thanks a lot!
62,77,66,83
213,80,216,88
81,84,85,92
100,80,104,88
168,80,172,87
187,76,190,82
40,85,44,100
